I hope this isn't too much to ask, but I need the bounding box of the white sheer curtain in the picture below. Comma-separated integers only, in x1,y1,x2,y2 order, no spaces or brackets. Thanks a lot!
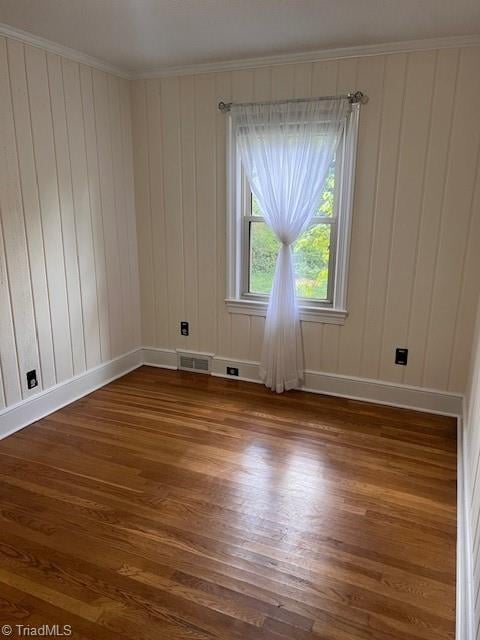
232,99,348,393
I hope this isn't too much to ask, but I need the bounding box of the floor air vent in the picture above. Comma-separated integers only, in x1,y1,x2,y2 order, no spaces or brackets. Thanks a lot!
178,353,211,374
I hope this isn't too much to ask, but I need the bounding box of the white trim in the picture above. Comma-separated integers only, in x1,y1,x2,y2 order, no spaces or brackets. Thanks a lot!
225,298,347,324
226,114,242,301
456,418,475,640
145,349,464,416
0,22,131,79
136,34,480,79
0,349,143,440
333,104,358,311
211,356,263,384
176,348,215,358
1,345,464,435
211,355,463,416
141,347,178,369
0,23,479,81
301,369,462,417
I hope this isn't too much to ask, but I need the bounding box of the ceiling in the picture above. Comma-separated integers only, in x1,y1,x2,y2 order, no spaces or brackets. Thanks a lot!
0,0,480,74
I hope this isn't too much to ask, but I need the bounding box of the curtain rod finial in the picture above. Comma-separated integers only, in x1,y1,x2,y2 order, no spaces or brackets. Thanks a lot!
218,101,231,113
349,91,369,104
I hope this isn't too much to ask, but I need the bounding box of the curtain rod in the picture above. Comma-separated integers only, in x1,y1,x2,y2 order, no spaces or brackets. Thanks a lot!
218,90,367,113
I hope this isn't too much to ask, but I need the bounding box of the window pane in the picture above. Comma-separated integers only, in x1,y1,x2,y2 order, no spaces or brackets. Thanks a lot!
249,222,331,300
251,193,263,216
250,156,335,218
250,222,279,294
294,223,331,299
315,158,335,217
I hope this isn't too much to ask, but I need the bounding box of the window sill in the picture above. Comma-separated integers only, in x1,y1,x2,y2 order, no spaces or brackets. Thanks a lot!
225,298,347,324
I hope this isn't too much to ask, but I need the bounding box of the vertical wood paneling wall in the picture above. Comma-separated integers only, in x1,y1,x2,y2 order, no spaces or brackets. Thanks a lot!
465,301,480,639
131,46,480,394
0,36,141,411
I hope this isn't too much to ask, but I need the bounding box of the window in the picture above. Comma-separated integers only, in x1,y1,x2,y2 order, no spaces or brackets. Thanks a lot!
226,102,359,324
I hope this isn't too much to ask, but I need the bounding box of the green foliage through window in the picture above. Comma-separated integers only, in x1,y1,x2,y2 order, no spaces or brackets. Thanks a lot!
249,161,335,300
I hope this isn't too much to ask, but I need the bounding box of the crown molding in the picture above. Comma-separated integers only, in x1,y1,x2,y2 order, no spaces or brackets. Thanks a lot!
135,33,480,79
0,22,479,82
0,22,132,79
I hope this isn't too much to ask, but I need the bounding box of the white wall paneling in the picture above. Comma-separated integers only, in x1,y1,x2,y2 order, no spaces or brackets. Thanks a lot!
2,36,478,413
132,46,480,398
0,38,40,406
0,34,140,410
460,298,480,640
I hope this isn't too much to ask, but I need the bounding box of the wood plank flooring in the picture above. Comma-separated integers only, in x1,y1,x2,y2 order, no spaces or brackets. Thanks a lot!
0,366,457,639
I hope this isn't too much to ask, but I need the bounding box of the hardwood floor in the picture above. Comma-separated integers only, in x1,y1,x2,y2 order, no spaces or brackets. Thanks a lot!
0,366,457,639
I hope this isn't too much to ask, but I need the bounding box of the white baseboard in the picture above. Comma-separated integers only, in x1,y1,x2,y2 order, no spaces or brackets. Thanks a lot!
211,354,463,417
142,347,178,369
0,348,143,440
457,418,475,640
1,346,463,441
211,356,263,384
302,369,463,417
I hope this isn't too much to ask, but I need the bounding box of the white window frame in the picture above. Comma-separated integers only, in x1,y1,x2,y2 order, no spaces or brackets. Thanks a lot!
225,103,359,324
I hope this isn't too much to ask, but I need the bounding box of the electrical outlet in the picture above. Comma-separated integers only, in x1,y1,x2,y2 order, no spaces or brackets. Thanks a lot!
26,369,38,389
395,348,408,366
227,366,239,376
180,321,189,336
